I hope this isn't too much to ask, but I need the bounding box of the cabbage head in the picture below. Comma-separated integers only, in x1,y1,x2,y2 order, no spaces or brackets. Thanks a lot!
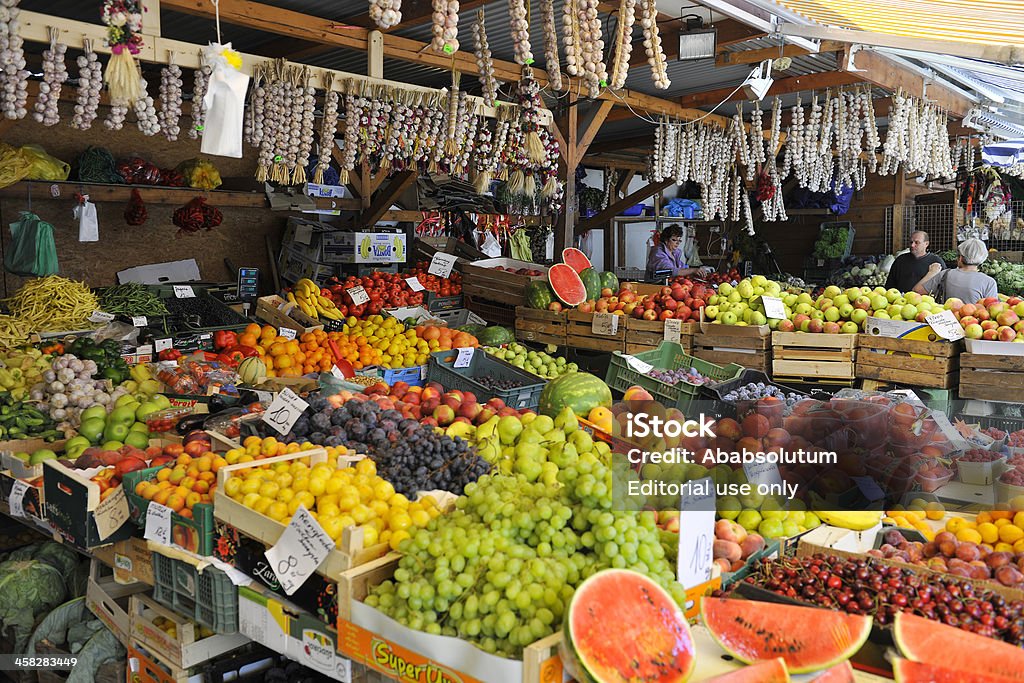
0,559,67,652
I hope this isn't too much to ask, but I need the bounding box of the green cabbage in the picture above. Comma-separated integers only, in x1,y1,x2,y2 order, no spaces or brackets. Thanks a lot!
0,559,67,652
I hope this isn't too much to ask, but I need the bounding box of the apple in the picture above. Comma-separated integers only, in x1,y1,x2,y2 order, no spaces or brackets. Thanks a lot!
998,326,1017,342
822,321,841,334
721,311,738,325
904,291,922,306
792,313,810,329
807,319,824,333
1015,320,1024,333
799,318,812,332
983,328,1000,341
659,310,675,320
870,295,888,311
837,303,854,319
960,316,979,327
1014,302,1024,318
840,321,859,334
823,285,842,299
777,319,795,332
601,287,614,298
595,299,610,313
976,308,990,321
964,323,984,339
997,310,1020,327
794,302,813,316
915,311,930,323
810,309,825,321
850,308,868,325
901,304,918,320
578,301,595,313
642,309,658,321
945,297,964,311
833,294,850,309
982,320,999,331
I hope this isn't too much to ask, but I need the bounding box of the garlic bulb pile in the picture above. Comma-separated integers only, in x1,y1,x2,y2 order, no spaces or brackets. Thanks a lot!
431,0,459,53
71,40,103,130
189,63,211,139
133,76,160,136
158,63,183,140
508,0,532,65
578,0,608,97
369,0,402,29
608,0,636,90
33,28,67,126
0,0,30,120
640,0,669,89
539,0,563,90
564,0,583,78
472,9,499,107
292,68,317,185
314,75,340,184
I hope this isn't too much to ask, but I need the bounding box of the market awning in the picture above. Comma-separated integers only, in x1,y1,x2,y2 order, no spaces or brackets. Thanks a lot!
983,139,1024,167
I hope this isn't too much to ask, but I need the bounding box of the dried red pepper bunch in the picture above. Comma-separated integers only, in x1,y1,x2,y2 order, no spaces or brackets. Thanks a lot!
173,196,222,236
124,188,147,225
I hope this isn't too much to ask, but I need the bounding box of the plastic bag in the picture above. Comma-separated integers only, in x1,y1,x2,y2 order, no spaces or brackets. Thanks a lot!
201,43,250,159
176,158,222,190
19,145,70,181
75,197,99,242
0,141,31,188
4,211,59,277
115,156,161,185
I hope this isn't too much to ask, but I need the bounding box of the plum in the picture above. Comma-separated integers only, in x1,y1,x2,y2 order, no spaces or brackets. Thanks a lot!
996,565,1024,586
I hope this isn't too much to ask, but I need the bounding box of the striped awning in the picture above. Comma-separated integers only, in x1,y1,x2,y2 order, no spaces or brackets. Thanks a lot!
775,0,1024,48
983,139,1024,167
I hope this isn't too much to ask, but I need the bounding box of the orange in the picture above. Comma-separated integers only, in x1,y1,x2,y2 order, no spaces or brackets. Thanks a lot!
135,481,150,496
211,457,228,473
244,322,261,338
178,507,193,519
238,332,258,347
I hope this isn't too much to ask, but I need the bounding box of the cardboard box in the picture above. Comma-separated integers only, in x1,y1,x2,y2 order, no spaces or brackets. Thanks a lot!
91,537,155,586
42,460,134,548
278,251,335,286
303,183,349,216
117,260,201,285
239,584,353,682
965,338,1024,356
86,560,148,646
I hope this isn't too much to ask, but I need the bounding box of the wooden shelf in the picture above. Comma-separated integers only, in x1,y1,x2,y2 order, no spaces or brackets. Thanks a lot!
610,216,725,223
0,180,269,208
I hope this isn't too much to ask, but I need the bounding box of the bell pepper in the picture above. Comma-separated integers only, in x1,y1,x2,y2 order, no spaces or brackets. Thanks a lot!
218,345,258,366
213,330,238,351
158,349,183,361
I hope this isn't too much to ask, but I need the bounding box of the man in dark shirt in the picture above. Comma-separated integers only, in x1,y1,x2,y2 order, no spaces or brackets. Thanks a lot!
885,230,945,292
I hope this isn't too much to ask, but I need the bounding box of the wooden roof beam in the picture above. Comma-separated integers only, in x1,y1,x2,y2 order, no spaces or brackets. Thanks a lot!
716,40,843,66
839,48,973,118
341,0,489,32
678,69,863,108
626,16,767,67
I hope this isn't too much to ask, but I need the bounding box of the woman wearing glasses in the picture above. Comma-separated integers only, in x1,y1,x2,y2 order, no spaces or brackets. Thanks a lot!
645,224,713,280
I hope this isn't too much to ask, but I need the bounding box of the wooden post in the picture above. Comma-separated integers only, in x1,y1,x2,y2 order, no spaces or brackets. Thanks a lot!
576,180,674,234
892,204,904,252
554,93,579,255
142,0,161,37
368,30,384,79
357,170,417,227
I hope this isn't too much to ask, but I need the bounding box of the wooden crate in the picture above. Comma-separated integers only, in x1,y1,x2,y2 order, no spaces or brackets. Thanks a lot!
693,325,771,373
514,307,567,346
461,258,549,308
337,555,564,683
566,310,625,353
128,594,249,670
255,295,324,335
857,335,961,389
960,353,1024,401
772,331,857,380
464,294,516,327
624,318,696,350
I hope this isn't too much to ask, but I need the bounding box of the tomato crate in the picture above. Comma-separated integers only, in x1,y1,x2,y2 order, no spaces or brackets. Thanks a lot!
122,465,216,556
566,310,626,353
606,341,744,411
772,331,857,380
427,349,546,410
152,549,240,634
856,334,961,389
129,593,250,671
461,257,549,308
514,307,567,347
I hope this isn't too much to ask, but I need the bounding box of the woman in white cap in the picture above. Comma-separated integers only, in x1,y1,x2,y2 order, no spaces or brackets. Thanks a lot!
914,238,997,303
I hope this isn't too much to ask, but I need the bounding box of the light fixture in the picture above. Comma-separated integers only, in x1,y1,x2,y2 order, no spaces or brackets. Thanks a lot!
742,60,774,101
677,16,717,61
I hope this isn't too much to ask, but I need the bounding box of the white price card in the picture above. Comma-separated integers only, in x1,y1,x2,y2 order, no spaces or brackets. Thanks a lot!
347,286,370,306
8,480,29,518
743,459,784,489
664,317,682,343
278,327,297,340
428,252,458,278
144,502,173,545
94,486,130,541
622,354,654,374
405,276,425,292
131,316,148,327
261,388,310,436
677,476,716,590
253,390,274,403
761,296,787,320
265,505,334,594
454,347,474,369
89,310,115,324
154,338,173,352
591,312,619,336
330,365,345,379
852,476,886,502
173,285,196,299
420,365,428,380
926,309,965,341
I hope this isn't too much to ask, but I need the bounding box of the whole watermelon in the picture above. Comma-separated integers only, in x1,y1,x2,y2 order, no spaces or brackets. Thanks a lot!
457,324,485,336
478,326,515,346
538,372,612,417
525,281,554,309
579,268,602,301
600,271,619,292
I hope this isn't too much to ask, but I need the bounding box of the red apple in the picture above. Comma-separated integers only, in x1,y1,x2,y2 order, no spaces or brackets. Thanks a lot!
579,301,595,313
982,320,999,331
601,287,614,297
983,328,999,340
997,311,1020,327
998,326,1017,342
595,299,610,313
659,310,675,320
642,309,658,320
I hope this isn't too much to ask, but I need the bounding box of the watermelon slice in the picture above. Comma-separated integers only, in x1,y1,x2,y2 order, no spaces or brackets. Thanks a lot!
562,247,592,273
702,659,789,682
815,661,855,682
893,659,1019,683
894,612,1024,680
561,569,695,683
548,263,588,307
701,597,870,674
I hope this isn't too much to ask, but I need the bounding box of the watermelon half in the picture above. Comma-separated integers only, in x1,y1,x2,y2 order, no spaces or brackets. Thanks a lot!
893,612,1024,680
548,263,588,307
815,661,855,682
562,247,593,273
701,597,870,674
702,659,789,682
561,569,695,683
893,659,1019,683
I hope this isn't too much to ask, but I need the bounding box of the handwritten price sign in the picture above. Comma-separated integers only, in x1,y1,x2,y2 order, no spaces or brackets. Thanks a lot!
261,388,310,436
265,505,334,594
677,476,715,590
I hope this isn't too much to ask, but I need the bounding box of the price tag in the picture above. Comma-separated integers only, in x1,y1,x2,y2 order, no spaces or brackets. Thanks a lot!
131,316,148,327
154,338,173,352
330,365,345,379
261,388,310,436
253,390,274,403
454,347,474,369
743,460,783,489
94,486,130,540
8,480,29,518
420,365,428,380
144,502,173,545
347,286,370,306
889,389,921,402
405,276,425,292
761,296,787,320
664,317,682,344
852,476,886,502
265,505,334,594
591,312,619,336
278,327,297,340
622,354,653,374
89,311,115,324
926,309,965,341
173,285,196,299
677,476,715,589
428,252,458,278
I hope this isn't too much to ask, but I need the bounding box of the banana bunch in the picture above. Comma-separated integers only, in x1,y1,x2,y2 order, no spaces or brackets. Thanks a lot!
809,492,883,530
289,279,342,320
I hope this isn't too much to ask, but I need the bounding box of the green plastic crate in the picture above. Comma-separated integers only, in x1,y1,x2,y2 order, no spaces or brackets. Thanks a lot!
122,465,216,557
605,341,744,412
152,551,239,634
427,349,546,410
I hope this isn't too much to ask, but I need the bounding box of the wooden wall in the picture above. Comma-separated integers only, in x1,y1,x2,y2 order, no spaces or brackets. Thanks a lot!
0,102,288,297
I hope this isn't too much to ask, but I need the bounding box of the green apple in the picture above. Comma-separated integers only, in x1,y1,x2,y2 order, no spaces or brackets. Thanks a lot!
135,401,161,422
823,285,842,299
103,421,130,443
850,309,869,325
80,405,107,424
114,394,139,408
78,417,106,444
721,311,738,325
125,431,150,449
841,321,860,334
870,295,888,311
737,508,763,531
824,306,841,322
718,496,742,520
130,421,150,433
101,440,124,451
64,436,91,458
29,449,58,465
109,405,137,425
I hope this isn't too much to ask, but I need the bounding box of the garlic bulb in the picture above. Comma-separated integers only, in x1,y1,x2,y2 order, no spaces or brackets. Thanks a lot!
33,28,67,126
472,9,499,107
539,0,563,90
158,63,183,140
243,63,264,147
313,75,340,184
563,0,582,77
640,0,669,89
508,0,533,66
369,0,402,29
104,102,128,130
256,62,284,183
133,76,160,136
0,0,30,120
337,87,364,185
189,62,210,139
71,40,102,130
607,0,636,90
578,0,608,97
431,0,459,53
